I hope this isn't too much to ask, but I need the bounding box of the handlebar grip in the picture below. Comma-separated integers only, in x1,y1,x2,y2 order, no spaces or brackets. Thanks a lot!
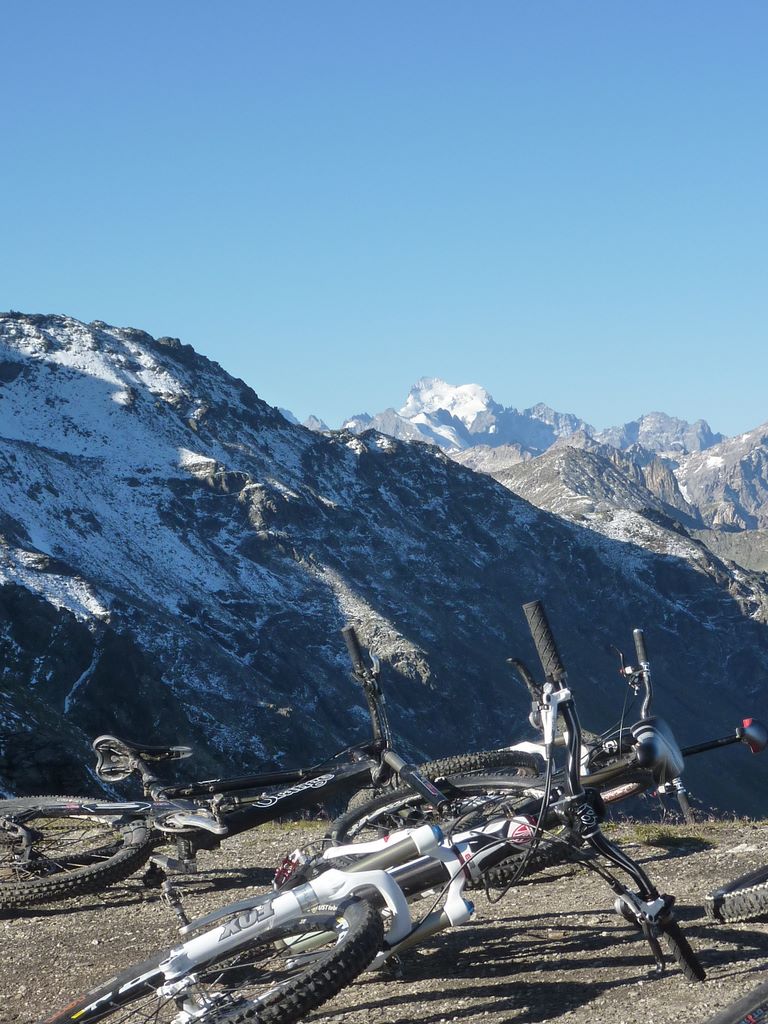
633,628,649,666
522,601,566,681
342,625,367,674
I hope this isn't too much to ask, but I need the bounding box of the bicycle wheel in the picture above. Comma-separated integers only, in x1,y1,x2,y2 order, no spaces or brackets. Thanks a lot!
705,978,768,1023
418,748,543,780
345,748,543,815
0,796,152,908
657,916,706,981
706,862,768,923
40,896,383,1024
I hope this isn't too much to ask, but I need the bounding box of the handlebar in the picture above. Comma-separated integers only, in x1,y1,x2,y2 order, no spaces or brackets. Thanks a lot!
522,600,567,682
340,625,449,810
521,600,659,900
633,628,649,666
631,628,653,719
342,624,367,676
341,624,390,749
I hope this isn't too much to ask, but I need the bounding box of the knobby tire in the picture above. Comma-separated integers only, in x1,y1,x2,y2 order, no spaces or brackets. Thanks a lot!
0,796,152,909
659,916,706,982
345,748,543,815
39,895,383,1024
706,863,768,923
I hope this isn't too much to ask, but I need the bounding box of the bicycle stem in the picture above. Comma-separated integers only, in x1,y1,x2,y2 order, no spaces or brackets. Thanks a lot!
525,603,659,901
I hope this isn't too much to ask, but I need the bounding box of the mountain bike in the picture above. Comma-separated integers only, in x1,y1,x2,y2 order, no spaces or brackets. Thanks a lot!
329,625,766,862
704,855,768,1020
36,600,705,1024
0,626,536,909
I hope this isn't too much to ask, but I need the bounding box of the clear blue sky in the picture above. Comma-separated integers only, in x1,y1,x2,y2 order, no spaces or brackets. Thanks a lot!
2,2,766,434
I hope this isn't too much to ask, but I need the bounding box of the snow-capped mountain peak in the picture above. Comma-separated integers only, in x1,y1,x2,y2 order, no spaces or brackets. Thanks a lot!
400,377,497,430
344,378,592,454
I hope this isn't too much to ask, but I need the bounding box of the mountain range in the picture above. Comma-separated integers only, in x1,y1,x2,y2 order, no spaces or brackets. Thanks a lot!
2,314,767,816
337,377,724,457
306,378,768,571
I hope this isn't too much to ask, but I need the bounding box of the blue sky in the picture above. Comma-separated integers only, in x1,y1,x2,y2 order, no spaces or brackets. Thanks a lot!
2,2,766,433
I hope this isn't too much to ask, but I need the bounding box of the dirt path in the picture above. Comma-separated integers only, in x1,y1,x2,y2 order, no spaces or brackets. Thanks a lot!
2,821,767,1024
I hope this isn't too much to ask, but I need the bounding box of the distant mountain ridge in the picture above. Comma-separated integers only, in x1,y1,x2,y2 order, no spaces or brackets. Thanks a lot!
298,378,768,572
340,377,596,455
324,377,724,458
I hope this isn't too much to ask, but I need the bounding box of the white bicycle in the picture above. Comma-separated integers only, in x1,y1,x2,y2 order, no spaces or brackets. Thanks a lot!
39,602,705,1024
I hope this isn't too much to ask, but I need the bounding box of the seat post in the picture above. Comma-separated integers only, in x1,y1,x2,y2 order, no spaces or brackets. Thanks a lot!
135,758,167,799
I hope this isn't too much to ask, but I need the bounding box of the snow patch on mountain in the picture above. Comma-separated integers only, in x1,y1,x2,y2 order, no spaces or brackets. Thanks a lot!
0,543,110,621
675,423,768,529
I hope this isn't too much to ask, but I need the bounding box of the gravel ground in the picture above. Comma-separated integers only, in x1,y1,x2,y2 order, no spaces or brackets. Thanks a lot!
2,821,767,1024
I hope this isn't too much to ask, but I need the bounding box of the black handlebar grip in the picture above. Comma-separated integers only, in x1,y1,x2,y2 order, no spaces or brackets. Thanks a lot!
341,625,366,674
522,601,566,681
633,628,649,666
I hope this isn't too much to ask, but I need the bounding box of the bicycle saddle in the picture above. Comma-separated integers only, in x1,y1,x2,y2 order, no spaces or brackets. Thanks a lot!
93,734,194,781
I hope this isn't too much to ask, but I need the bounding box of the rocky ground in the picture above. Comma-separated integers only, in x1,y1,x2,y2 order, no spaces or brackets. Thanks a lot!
2,820,768,1024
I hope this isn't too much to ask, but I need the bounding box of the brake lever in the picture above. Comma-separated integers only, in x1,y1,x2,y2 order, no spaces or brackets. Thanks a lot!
507,657,544,731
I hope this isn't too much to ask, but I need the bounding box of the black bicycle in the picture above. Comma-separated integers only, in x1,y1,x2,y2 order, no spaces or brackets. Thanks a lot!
0,626,535,909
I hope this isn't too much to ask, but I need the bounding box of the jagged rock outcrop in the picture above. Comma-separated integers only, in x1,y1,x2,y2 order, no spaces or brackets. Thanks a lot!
676,425,768,530
595,411,723,455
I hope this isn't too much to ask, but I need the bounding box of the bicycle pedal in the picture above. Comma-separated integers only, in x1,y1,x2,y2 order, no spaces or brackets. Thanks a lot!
379,955,406,981
150,853,198,875
141,863,167,889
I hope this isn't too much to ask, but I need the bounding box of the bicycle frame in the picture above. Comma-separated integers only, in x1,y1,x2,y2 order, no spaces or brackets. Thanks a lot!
8,757,380,839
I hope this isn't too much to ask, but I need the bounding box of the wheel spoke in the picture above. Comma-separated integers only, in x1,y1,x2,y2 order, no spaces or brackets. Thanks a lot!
1,815,126,880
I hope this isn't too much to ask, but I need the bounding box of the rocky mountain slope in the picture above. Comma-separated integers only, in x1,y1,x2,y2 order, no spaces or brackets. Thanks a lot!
1,314,768,814
676,424,768,529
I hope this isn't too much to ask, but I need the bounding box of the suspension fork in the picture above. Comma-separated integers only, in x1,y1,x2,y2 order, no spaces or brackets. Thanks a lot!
559,699,659,900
